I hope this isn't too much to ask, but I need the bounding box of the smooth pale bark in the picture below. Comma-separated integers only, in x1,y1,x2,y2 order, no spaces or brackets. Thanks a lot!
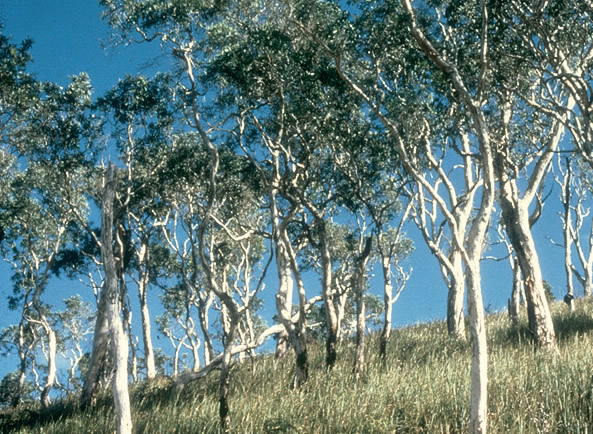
379,256,393,359
446,251,466,340
270,173,309,384
39,323,57,408
198,296,216,365
136,239,156,379
498,166,556,349
316,218,339,369
465,261,489,434
296,1,492,428
508,259,524,324
561,159,575,310
101,164,132,434
571,191,593,298
401,2,495,431
274,226,309,385
285,237,310,387
274,235,294,360
353,236,372,377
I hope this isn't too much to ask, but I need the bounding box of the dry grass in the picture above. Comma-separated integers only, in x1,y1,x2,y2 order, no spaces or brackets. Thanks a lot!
3,298,593,433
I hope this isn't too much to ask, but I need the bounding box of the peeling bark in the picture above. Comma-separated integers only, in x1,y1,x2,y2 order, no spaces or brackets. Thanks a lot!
101,164,132,434
82,285,110,407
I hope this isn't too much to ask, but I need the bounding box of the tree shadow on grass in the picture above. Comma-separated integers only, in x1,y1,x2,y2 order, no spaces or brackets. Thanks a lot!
553,308,593,341
0,392,112,433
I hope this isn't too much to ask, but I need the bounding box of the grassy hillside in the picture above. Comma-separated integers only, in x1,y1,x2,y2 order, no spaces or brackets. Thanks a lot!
3,299,593,433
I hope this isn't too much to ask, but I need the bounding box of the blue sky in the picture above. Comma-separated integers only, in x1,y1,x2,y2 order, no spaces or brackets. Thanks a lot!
0,1,575,379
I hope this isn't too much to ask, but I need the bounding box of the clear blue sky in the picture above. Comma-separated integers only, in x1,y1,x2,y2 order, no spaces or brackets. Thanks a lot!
0,1,573,379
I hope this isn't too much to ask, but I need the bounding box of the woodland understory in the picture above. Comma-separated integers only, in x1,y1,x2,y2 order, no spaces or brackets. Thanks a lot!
1,1,593,433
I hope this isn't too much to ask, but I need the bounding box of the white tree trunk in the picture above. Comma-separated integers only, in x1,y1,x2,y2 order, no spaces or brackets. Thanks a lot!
446,251,466,340
39,324,57,408
561,160,575,310
137,239,156,379
317,219,339,369
498,178,556,349
101,164,132,434
353,236,372,376
508,259,524,323
465,261,488,434
380,256,393,359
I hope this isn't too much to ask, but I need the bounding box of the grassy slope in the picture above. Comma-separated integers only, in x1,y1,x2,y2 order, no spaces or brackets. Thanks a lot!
3,299,593,433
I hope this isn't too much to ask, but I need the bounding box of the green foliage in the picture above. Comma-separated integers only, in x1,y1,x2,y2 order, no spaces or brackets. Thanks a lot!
5,299,593,432
0,372,34,409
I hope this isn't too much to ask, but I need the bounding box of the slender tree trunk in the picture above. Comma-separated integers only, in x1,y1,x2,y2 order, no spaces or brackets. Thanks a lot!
82,285,110,407
40,324,57,408
465,261,488,434
446,251,466,340
508,259,523,324
380,257,392,360
101,164,132,434
15,359,26,408
275,230,309,386
316,219,339,369
289,255,310,388
561,157,575,310
137,240,156,379
219,321,238,433
354,294,365,376
353,237,372,376
274,238,294,359
582,258,593,297
499,179,556,349
198,297,216,365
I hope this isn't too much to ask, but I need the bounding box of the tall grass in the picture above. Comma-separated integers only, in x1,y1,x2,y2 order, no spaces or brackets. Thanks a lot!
3,299,593,433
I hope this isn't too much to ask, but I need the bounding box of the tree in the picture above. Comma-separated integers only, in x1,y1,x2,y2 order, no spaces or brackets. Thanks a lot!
288,1,497,430
101,164,132,434
55,295,94,394
551,157,593,303
98,74,177,380
503,1,592,170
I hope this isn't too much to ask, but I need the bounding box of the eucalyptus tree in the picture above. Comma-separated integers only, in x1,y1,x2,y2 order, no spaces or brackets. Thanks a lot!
0,66,97,407
101,164,132,434
503,1,592,168
203,1,350,377
340,161,414,357
54,295,94,394
98,4,296,428
154,140,217,370
552,157,593,302
288,0,499,430
98,74,177,380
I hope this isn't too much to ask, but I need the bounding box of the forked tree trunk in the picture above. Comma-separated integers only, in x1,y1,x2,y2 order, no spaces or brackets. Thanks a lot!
499,180,556,349
274,231,309,386
101,164,132,434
